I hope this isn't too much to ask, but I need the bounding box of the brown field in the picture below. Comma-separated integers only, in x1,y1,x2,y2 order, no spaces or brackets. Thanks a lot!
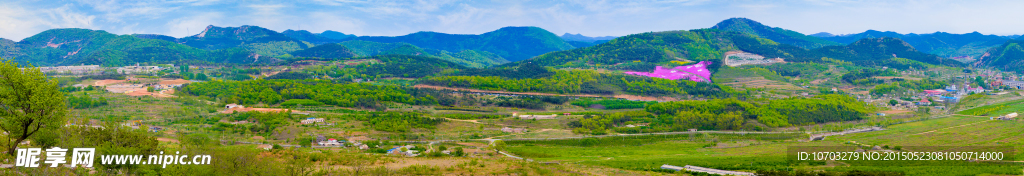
720,77,804,90
158,79,191,85
93,79,126,86
878,110,912,114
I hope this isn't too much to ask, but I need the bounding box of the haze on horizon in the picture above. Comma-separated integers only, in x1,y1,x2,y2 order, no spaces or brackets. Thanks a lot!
2,0,1023,41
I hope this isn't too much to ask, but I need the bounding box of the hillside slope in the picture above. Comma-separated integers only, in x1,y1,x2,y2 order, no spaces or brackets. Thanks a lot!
348,26,574,62
977,39,1024,73
177,25,311,57
337,40,507,68
10,28,258,66
530,29,962,71
711,18,841,49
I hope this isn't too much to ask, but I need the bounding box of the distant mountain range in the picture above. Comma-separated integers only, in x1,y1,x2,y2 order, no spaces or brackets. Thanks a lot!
813,30,1013,58
0,25,571,67
349,27,574,62
2,18,1023,73
560,33,617,42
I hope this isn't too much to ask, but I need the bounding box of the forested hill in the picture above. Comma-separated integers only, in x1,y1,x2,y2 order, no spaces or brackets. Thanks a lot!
977,39,1024,73
0,38,17,59
738,37,965,69
3,28,259,66
528,29,962,71
527,29,758,71
289,43,359,59
346,26,574,62
711,18,841,49
815,30,1011,57
331,40,508,68
176,25,311,57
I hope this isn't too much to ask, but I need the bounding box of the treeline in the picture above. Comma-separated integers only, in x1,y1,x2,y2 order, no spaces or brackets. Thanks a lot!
179,79,438,110
422,69,730,98
646,94,870,128
870,79,948,95
571,98,654,109
530,29,735,69
841,69,898,85
210,111,293,136
348,112,446,133
67,94,109,109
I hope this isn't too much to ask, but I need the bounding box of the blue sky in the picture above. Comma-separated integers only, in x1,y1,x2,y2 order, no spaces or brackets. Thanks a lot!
2,0,1023,41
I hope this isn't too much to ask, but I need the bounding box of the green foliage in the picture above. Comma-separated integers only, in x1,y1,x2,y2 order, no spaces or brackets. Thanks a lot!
531,29,736,69
280,99,324,107
352,26,574,62
57,123,160,171
212,111,292,136
870,79,948,95
8,29,260,66
345,55,466,78
646,95,870,127
180,79,434,109
571,98,654,109
840,69,897,85
67,94,109,109
265,72,312,80
818,29,1010,57
0,59,68,155
712,18,841,49
978,39,1024,73
423,69,729,97
290,43,359,59
345,112,446,132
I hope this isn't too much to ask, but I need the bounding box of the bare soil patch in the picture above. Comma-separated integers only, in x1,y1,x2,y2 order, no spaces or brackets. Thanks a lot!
158,79,191,85
93,79,126,86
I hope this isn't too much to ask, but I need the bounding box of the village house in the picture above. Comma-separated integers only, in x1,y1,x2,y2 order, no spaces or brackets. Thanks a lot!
300,117,325,124
996,112,1018,120
225,104,244,109
319,138,342,146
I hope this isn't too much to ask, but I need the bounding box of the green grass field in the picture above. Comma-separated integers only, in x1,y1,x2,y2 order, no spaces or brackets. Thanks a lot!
504,115,1024,175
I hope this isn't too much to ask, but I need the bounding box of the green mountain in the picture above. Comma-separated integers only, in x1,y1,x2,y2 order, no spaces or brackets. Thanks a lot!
7,28,259,66
349,26,574,62
530,29,744,69
178,25,311,57
424,49,509,68
289,43,359,59
352,55,467,78
337,40,507,68
977,39,1024,73
0,38,19,59
530,29,962,71
711,18,841,49
816,30,1010,58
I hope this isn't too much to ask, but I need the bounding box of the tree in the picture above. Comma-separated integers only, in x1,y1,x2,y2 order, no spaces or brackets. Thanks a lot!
888,99,898,106
0,59,68,155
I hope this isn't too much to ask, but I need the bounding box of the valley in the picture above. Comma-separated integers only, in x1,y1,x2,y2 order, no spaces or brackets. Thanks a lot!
1,17,1023,176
